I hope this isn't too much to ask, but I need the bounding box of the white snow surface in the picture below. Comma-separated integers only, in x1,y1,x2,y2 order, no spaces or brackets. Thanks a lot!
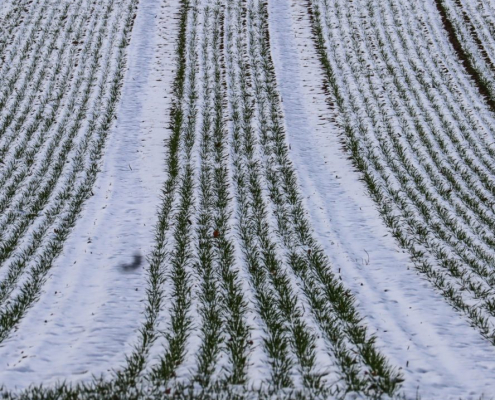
1,0,495,396
0,0,178,389
267,0,495,399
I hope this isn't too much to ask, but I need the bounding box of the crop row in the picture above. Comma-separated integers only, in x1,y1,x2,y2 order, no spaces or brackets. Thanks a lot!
308,0,495,343
1,0,404,398
0,0,139,342
436,0,495,105
107,0,402,397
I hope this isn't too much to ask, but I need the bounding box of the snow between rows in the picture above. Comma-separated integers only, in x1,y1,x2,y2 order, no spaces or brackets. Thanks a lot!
0,0,178,388
267,0,495,398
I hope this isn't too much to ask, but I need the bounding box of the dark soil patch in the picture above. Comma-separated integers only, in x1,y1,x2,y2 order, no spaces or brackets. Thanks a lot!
433,0,495,111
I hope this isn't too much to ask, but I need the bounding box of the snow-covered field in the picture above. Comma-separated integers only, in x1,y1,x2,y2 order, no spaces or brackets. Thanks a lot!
1,0,495,398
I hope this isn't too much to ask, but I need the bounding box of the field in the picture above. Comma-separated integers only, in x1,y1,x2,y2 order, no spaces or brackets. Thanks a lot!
0,0,495,398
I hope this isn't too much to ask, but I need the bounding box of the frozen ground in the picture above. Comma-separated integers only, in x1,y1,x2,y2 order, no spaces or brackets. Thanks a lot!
267,0,495,398
1,0,495,397
0,0,179,389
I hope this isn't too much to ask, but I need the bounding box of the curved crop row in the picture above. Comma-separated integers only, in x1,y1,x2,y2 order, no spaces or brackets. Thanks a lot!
1,0,402,398
138,0,402,397
0,0,140,342
307,0,495,343
436,0,495,105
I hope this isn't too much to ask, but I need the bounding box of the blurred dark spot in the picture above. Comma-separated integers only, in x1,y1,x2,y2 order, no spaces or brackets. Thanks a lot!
119,252,143,272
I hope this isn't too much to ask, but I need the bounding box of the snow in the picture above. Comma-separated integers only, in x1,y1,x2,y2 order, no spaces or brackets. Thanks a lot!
1,0,495,396
0,0,178,389
267,0,495,398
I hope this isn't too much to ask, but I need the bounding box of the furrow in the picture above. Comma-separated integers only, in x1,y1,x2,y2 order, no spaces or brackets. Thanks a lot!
245,0,403,396
0,0,38,60
0,0,140,344
0,0,85,149
0,0,67,120
110,0,191,389
307,0,495,343
0,0,124,302
434,0,495,108
223,0,343,391
318,0,495,319
0,0,49,85
147,0,200,387
0,0,98,215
